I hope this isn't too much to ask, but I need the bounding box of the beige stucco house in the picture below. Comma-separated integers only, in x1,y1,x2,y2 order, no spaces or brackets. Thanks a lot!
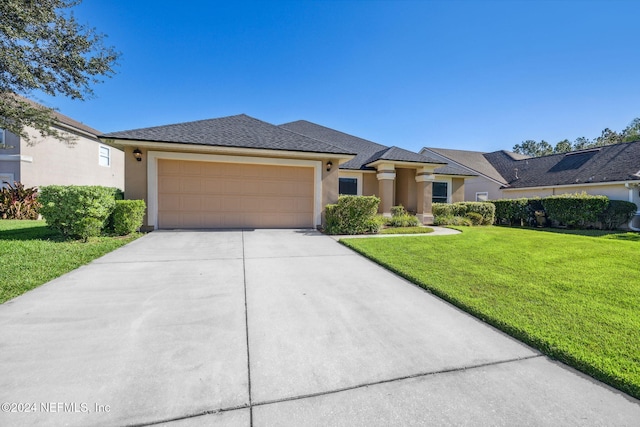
100,115,474,230
421,143,640,230
0,106,124,190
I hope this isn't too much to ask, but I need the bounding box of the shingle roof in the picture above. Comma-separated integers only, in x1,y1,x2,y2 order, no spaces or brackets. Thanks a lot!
488,142,640,188
16,95,101,137
279,120,446,169
424,147,514,184
101,114,353,155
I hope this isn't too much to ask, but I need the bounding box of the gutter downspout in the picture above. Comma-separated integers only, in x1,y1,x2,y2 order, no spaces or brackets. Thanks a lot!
625,182,640,231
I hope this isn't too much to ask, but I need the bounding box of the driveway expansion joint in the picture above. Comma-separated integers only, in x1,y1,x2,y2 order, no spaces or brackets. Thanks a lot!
126,404,250,427
252,354,544,408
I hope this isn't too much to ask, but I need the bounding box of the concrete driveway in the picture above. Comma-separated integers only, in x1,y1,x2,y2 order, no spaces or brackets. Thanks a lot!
0,229,638,426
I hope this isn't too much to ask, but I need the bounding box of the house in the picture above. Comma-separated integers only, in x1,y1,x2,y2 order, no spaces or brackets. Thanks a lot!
0,101,124,190
421,143,640,230
100,115,474,230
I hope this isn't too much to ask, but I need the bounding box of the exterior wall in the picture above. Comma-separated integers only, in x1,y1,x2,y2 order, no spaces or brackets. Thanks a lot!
16,127,124,189
0,130,24,185
463,176,504,201
123,144,339,230
395,168,417,212
502,183,630,201
362,172,378,197
451,178,465,203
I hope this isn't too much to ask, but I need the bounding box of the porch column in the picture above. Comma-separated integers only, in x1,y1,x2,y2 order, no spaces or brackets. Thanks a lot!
376,164,396,217
415,171,435,224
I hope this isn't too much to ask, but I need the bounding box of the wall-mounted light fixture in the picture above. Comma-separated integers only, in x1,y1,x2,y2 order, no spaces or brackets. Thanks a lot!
326,161,333,172
133,148,142,162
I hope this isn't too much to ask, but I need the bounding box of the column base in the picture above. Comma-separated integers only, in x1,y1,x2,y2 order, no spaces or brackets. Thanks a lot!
416,213,434,225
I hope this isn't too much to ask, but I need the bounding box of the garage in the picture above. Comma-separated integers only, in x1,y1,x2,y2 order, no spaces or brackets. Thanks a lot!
157,159,315,229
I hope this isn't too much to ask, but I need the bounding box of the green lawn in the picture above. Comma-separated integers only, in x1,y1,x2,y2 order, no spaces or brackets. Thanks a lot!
379,226,434,235
341,226,640,399
0,220,141,304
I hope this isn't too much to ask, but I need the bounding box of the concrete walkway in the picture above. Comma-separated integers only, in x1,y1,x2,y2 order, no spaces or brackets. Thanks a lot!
0,229,638,426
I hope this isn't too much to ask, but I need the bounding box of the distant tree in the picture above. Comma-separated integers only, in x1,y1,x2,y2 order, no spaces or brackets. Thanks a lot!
512,139,554,157
554,139,573,153
621,118,640,142
513,117,640,156
0,0,119,144
594,128,621,147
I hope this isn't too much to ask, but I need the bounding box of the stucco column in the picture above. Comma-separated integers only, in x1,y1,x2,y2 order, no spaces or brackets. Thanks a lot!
415,171,435,224
376,164,396,216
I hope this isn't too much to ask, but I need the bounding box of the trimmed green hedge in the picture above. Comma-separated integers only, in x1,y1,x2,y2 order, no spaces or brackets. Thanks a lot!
325,195,381,235
491,194,637,229
40,185,117,240
110,200,146,235
433,202,495,225
599,200,638,230
541,193,609,227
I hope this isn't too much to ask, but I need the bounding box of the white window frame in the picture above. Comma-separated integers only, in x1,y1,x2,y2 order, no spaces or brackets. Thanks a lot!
99,145,111,167
476,192,489,202
432,180,450,203
338,172,363,195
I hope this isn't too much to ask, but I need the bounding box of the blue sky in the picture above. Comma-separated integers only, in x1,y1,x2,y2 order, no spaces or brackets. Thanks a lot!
35,0,640,153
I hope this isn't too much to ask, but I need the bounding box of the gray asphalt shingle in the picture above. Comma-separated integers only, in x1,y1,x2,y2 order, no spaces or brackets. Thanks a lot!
101,114,354,155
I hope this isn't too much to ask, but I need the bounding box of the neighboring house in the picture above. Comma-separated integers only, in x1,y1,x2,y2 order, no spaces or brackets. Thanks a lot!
100,114,475,230
0,102,124,190
422,143,640,230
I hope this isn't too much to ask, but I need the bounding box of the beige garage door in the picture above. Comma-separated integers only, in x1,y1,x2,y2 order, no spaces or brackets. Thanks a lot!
157,159,314,228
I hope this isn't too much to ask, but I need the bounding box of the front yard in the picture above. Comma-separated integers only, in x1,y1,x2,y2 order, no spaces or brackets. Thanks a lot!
0,220,141,304
341,226,640,399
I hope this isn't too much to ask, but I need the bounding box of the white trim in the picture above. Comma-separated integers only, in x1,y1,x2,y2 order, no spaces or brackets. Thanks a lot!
503,180,640,192
98,144,111,167
147,151,322,229
376,172,396,181
415,174,435,183
432,179,452,203
0,154,33,163
476,191,489,202
104,138,354,163
338,171,363,195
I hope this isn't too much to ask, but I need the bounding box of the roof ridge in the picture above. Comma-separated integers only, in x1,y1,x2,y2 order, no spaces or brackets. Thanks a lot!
281,120,387,149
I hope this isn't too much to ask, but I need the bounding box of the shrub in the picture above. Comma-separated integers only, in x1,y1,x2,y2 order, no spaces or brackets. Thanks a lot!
386,213,420,227
542,193,609,228
433,215,473,226
109,200,146,235
390,205,407,217
0,182,40,220
324,195,381,235
599,200,638,230
492,198,529,225
433,202,495,226
465,212,483,226
39,185,117,240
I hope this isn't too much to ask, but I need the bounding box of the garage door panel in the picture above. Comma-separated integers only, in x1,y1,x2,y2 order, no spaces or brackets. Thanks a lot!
158,159,314,229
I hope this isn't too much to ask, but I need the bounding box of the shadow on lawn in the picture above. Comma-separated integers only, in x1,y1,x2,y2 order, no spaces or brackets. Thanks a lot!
514,226,640,241
0,225,64,242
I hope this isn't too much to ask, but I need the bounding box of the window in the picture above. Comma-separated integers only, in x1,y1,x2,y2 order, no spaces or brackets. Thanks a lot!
432,182,448,203
476,192,489,202
339,177,358,195
0,128,5,146
99,145,110,167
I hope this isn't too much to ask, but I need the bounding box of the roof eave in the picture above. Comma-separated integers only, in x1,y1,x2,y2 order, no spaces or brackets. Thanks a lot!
99,137,356,162
365,159,446,169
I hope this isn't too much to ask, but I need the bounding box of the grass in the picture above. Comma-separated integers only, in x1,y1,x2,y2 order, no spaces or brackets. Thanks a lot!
379,226,434,235
341,226,640,399
0,220,141,304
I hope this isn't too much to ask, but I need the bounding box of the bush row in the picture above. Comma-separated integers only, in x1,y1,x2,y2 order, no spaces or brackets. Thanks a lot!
432,202,495,226
39,185,145,240
492,193,637,230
